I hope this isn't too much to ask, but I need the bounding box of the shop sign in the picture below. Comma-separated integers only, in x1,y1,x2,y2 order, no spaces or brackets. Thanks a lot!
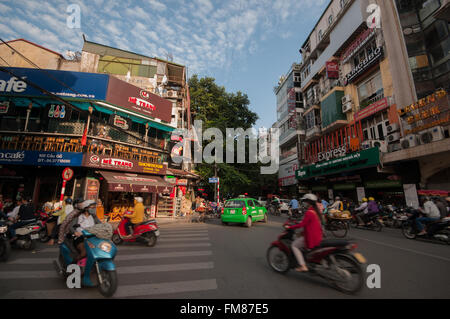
106,76,173,123
109,114,131,130
0,150,83,167
318,145,346,162
326,61,339,79
177,179,188,186
296,147,380,180
341,28,377,63
85,178,100,201
364,180,402,189
165,176,177,184
354,97,389,122
46,104,72,120
82,153,166,175
344,47,384,85
333,183,356,191
0,67,109,99
0,101,10,114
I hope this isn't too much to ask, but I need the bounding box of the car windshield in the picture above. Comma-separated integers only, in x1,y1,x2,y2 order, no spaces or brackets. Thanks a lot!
225,200,245,208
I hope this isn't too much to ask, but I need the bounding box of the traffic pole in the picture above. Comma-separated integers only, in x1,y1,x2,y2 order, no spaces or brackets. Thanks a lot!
60,180,67,204
217,178,220,205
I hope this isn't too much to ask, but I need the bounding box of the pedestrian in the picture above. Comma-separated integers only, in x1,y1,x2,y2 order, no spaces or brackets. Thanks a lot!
96,198,105,221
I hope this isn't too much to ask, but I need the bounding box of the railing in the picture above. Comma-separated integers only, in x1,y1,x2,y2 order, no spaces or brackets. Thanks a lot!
305,126,321,139
0,132,169,164
359,90,385,110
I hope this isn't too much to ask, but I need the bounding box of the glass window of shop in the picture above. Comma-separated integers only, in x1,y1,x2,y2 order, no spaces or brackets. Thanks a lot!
361,109,390,141
357,71,383,110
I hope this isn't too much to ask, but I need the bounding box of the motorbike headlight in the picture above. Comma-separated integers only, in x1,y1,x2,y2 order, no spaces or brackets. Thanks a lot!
0,226,7,233
99,242,112,253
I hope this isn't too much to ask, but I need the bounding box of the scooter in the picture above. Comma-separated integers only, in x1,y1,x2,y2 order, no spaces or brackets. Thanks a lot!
0,219,10,261
111,212,160,247
54,229,118,297
402,209,450,245
266,219,366,294
37,209,54,243
9,221,41,250
350,210,383,232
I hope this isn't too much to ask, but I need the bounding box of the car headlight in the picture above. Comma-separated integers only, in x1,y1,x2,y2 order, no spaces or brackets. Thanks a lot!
0,226,7,234
99,242,112,253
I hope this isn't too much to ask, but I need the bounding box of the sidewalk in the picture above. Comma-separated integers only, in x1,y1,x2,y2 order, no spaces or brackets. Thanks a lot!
155,216,191,225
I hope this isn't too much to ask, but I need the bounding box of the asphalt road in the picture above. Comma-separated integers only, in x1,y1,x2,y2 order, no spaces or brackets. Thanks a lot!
0,214,449,299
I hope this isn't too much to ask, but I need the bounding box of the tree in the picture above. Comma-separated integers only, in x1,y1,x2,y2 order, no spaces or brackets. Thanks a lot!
189,75,271,200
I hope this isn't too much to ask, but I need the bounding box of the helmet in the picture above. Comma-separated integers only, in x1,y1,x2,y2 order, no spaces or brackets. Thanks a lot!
65,198,73,204
362,198,368,202
369,197,375,201
301,194,318,202
79,200,96,210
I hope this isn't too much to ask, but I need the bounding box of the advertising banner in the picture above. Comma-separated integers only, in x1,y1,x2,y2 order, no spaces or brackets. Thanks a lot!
82,153,167,175
0,150,83,167
326,61,339,79
0,67,109,100
354,97,389,122
106,76,173,123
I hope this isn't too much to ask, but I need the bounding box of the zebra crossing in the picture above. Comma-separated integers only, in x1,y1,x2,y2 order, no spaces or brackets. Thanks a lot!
0,223,218,299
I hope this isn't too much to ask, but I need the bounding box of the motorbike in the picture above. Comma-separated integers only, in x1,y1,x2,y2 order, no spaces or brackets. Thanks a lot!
402,209,450,245
0,219,11,261
9,220,42,250
381,207,408,229
37,209,54,243
267,220,366,294
350,209,383,232
111,212,160,247
267,202,281,216
54,229,118,297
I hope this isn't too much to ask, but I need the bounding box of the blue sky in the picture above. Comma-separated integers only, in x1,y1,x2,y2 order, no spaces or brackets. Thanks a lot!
1,0,329,129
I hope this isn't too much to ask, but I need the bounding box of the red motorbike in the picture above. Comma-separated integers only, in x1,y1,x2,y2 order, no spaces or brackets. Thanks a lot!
37,209,56,243
266,220,366,294
112,212,160,247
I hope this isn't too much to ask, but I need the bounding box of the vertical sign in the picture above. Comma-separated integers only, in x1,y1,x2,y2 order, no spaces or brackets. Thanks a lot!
403,184,419,209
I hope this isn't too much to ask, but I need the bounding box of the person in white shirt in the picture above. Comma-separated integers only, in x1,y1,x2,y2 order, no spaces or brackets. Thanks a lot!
7,200,22,222
354,198,369,226
416,197,441,236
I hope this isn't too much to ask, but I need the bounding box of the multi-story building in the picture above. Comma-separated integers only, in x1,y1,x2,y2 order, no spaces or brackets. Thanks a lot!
274,63,304,195
295,0,450,206
0,38,197,217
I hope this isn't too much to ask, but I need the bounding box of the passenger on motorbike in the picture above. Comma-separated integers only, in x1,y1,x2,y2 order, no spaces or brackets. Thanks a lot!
124,197,145,235
284,194,323,273
9,197,37,241
354,198,369,226
7,200,22,222
48,198,75,245
365,197,380,225
416,197,441,236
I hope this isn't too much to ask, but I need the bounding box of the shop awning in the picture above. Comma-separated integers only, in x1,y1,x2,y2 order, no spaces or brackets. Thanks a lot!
99,171,174,193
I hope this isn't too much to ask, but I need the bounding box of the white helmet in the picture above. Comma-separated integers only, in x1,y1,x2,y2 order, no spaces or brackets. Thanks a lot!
301,194,318,202
135,197,143,203
79,200,96,210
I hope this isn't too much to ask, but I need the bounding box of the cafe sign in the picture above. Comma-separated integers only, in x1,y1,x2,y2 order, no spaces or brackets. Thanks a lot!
344,47,384,85
296,147,380,180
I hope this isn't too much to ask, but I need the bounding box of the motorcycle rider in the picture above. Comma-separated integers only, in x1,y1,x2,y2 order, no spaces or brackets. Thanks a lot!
284,194,323,273
289,197,299,216
328,197,343,211
365,197,380,225
416,197,441,236
433,197,448,220
9,197,37,242
124,197,145,235
48,198,75,246
354,198,369,226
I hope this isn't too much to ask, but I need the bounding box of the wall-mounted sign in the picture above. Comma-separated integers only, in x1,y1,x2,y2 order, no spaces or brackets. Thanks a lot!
85,178,100,201
0,101,10,114
354,97,389,122
177,179,188,186
296,147,380,180
344,47,384,85
318,145,346,162
106,76,173,123
46,104,72,120
341,28,377,63
82,152,167,175
326,61,339,79
0,150,83,167
109,114,131,130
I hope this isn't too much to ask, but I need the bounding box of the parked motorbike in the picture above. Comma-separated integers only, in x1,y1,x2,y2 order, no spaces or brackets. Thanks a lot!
111,212,160,247
0,219,11,261
54,229,118,297
267,220,366,294
402,209,450,245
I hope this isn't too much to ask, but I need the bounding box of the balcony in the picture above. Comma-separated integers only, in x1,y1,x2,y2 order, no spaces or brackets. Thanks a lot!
0,132,169,164
305,126,322,142
359,89,385,110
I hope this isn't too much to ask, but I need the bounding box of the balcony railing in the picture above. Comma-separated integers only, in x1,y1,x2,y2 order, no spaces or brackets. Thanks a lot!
359,89,385,110
305,126,321,140
0,132,169,164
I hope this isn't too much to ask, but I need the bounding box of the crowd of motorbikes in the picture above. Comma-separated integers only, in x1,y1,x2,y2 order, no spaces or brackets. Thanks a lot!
0,199,162,298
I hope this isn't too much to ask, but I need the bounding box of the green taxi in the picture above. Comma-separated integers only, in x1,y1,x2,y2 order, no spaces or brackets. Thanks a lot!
221,197,268,227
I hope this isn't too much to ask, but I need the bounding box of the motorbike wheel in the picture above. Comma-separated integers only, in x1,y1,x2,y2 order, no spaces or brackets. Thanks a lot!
0,239,11,262
329,220,348,238
23,238,36,251
144,233,157,247
98,269,118,298
402,223,417,240
111,234,123,245
39,228,50,243
329,254,364,294
267,246,290,274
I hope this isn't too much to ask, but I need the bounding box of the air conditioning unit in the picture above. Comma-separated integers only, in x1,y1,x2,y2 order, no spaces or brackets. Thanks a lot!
341,95,352,105
342,102,353,113
428,126,445,142
400,135,420,149
167,90,178,98
386,123,400,134
372,140,388,153
419,130,433,144
387,132,402,143
388,143,402,153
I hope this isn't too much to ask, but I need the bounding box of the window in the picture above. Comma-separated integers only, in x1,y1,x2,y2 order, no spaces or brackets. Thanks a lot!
340,0,347,9
318,30,323,42
225,201,245,208
357,72,383,109
328,15,334,26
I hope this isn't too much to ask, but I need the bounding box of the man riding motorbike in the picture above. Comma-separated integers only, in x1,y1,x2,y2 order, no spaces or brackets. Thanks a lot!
289,197,299,216
124,197,145,235
365,197,380,225
284,194,323,273
9,197,37,242
416,197,441,236
354,198,369,226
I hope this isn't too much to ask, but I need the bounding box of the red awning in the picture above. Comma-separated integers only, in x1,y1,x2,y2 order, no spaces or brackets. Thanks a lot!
99,171,173,194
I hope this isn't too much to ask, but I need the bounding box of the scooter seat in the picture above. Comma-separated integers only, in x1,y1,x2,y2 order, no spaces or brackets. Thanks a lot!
137,220,157,226
316,239,350,248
